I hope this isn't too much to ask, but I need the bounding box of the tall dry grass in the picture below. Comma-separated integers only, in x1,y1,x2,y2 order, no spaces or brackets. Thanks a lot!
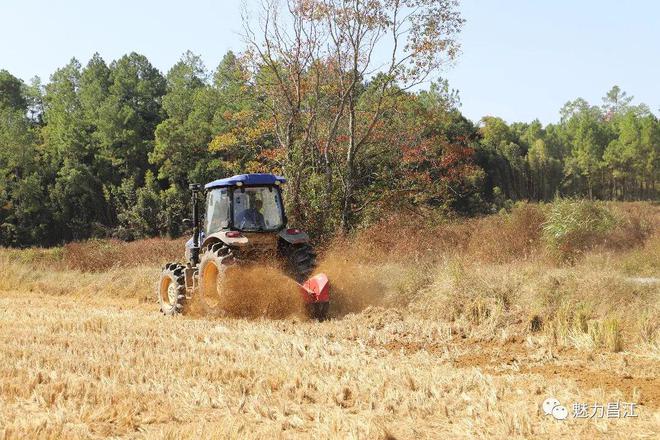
314,200,659,351
341,200,658,267
0,237,184,272
1,200,656,349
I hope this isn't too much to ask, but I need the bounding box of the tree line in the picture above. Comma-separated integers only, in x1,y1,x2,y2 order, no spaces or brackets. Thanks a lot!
0,0,657,247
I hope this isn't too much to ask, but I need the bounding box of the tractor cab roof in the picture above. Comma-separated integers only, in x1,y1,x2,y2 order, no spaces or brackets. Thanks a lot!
204,173,287,190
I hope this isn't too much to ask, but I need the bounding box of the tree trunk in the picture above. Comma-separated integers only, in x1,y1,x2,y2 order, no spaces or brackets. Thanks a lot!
323,149,333,220
341,95,356,233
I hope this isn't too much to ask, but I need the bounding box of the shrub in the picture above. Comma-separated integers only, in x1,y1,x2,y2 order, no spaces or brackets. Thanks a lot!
542,199,617,263
466,202,546,263
605,202,657,250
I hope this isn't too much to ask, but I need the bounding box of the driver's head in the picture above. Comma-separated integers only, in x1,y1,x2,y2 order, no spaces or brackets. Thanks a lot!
248,193,262,210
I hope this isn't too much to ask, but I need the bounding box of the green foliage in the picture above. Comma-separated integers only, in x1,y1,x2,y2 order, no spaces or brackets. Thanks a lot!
111,171,162,240
0,70,28,110
475,88,658,206
159,184,187,238
0,43,657,247
542,199,617,262
151,51,211,187
97,52,166,183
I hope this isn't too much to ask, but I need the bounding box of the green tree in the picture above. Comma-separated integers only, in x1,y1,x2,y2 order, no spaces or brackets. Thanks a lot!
152,51,218,189
41,59,108,240
0,69,27,110
97,52,166,183
0,70,52,245
476,116,527,200
560,99,612,198
602,85,633,117
111,170,162,239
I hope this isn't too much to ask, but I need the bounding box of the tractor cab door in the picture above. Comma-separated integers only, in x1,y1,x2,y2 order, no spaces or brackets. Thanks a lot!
205,188,230,235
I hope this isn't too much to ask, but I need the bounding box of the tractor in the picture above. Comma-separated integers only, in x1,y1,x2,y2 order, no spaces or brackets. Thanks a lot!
157,173,330,320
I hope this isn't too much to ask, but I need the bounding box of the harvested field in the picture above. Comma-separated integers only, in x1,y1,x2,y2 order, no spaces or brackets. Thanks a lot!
1,201,658,439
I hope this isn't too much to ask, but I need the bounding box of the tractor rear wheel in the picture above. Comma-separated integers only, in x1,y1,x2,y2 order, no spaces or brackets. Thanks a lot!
198,243,235,316
158,263,187,315
284,242,317,283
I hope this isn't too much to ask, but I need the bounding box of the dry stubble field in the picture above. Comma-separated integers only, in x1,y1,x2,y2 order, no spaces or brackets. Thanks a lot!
0,201,658,439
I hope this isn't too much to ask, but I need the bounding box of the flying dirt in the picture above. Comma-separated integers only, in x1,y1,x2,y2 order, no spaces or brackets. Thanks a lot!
185,264,305,319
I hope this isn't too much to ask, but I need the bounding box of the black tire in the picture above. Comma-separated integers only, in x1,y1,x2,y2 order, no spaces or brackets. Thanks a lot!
157,263,187,315
283,242,317,283
198,243,235,316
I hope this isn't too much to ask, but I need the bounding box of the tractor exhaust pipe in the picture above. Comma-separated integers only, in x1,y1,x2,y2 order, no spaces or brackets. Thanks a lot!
189,183,202,265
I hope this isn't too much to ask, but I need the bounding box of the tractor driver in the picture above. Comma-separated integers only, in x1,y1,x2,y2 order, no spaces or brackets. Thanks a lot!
236,192,265,229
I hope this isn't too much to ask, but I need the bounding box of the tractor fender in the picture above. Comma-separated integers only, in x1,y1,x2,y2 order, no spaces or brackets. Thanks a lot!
201,231,249,249
278,229,310,244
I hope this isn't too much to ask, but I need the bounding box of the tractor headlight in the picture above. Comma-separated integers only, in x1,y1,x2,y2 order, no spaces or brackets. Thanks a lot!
236,182,243,187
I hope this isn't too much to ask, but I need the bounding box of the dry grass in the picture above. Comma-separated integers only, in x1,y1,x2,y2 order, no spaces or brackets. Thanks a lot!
1,294,658,439
0,201,658,439
0,237,184,272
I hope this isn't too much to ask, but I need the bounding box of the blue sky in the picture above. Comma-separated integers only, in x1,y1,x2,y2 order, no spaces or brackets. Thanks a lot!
2,0,658,124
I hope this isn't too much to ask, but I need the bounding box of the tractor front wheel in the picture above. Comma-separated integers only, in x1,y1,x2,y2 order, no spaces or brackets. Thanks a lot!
158,263,187,315
198,243,235,316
